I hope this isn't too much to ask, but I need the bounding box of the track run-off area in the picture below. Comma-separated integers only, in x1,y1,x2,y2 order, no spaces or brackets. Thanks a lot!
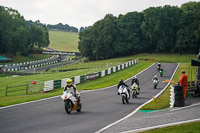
0,63,178,133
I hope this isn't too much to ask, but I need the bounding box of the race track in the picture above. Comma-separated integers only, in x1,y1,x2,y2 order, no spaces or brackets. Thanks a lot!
0,63,178,133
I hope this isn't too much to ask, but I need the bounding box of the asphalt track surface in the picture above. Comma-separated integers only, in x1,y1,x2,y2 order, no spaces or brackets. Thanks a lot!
0,63,178,133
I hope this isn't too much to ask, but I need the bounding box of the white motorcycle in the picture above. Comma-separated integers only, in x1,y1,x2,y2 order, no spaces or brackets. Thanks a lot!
61,90,82,114
118,85,130,104
152,79,159,89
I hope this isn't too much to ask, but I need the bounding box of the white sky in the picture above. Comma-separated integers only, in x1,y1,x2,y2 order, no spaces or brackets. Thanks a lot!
0,0,199,29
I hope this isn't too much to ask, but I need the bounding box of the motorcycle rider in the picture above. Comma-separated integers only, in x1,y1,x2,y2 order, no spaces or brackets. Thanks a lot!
152,75,159,82
160,67,164,76
158,61,161,70
64,78,80,102
117,79,130,95
131,76,140,91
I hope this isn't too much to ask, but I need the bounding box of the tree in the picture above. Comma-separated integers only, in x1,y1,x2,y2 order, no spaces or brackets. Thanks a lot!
29,24,49,50
0,6,29,56
115,12,145,55
176,1,200,54
78,14,118,60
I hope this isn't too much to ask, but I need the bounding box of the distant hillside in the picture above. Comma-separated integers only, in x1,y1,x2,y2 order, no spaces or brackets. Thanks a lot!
49,30,79,52
47,23,78,33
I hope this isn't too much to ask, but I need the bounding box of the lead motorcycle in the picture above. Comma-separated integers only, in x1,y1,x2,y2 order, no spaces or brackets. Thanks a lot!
61,90,82,114
118,85,130,104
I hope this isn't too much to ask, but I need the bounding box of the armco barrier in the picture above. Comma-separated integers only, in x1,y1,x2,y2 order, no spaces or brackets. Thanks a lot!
44,80,54,92
44,59,138,92
54,80,61,89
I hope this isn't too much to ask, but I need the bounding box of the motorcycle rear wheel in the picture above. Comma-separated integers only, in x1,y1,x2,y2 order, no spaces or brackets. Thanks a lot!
122,95,126,104
132,90,137,98
154,85,157,89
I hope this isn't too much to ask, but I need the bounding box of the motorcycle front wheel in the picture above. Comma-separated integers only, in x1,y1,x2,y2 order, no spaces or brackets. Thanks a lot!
76,103,82,112
65,100,73,114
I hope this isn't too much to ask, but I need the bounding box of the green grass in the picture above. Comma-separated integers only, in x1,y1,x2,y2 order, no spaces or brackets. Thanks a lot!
142,121,200,133
49,56,137,72
134,53,195,63
0,54,197,107
77,61,151,90
0,54,51,64
49,30,79,52
0,61,150,107
0,56,142,106
141,62,197,110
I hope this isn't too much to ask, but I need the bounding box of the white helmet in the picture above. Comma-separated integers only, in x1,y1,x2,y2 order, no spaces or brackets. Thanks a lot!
154,75,157,78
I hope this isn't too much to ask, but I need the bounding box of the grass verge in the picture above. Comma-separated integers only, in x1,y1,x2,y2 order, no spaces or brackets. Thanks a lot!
140,62,197,110
142,121,200,133
0,61,151,107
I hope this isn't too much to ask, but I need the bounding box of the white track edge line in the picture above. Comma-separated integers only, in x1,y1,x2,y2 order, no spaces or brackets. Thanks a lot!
0,63,155,110
95,63,179,133
123,118,200,133
171,102,200,112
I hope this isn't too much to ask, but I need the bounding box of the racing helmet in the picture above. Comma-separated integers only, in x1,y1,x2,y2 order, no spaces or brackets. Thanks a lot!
66,78,72,86
154,75,157,78
119,79,123,83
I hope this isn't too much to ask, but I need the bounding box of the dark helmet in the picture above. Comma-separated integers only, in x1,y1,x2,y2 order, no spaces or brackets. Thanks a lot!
119,79,123,83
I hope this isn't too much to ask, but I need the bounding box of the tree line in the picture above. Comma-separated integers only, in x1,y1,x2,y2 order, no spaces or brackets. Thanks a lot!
78,1,200,61
0,6,50,57
47,23,78,33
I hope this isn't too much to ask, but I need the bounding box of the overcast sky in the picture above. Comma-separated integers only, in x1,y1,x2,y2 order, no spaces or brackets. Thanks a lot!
0,0,199,29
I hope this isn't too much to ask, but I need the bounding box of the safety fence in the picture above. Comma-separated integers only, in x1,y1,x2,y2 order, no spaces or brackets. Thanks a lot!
5,80,42,96
44,59,138,92
1,56,57,72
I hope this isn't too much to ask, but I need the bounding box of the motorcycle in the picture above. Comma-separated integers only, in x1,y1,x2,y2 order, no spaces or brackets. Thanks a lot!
118,85,130,104
61,90,82,114
157,66,160,71
160,69,163,77
131,82,139,98
152,79,159,89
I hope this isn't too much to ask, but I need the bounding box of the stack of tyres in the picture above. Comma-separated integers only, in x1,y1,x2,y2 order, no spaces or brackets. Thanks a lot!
174,84,184,107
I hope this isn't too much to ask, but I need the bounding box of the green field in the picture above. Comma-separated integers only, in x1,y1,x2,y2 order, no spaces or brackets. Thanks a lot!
49,30,79,52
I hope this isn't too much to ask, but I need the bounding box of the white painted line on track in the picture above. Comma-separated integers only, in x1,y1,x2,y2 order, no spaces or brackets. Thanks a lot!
95,63,179,133
0,63,154,110
171,102,200,112
122,118,200,133
0,95,60,110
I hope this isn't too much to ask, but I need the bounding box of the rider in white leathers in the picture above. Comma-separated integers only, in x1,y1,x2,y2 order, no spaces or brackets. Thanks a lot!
64,78,80,101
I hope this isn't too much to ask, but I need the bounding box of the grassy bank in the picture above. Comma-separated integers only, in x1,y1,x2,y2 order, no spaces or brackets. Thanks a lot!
142,121,200,133
0,54,197,107
0,55,146,106
141,62,197,110
0,61,151,107
49,30,79,52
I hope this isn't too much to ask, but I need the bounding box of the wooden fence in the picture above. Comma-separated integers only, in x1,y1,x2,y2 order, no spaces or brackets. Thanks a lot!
5,84,28,96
